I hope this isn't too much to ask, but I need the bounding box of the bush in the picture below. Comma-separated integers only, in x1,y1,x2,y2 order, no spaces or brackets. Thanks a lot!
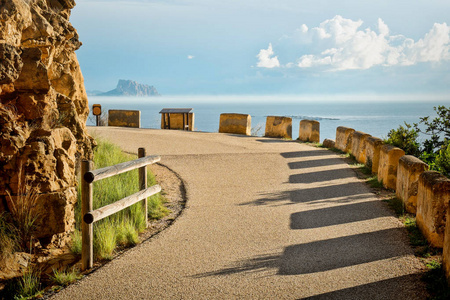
385,123,421,156
435,141,450,177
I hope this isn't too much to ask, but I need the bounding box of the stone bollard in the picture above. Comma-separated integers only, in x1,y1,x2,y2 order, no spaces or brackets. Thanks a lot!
416,171,450,248
265,116,292,139
298,120,320,143
365,136,384,174
323,139,335,149
396,156,429,214
335,126,355,153
351,131,371,164
377,144,405,190
108,110,141,128
219,113,251,135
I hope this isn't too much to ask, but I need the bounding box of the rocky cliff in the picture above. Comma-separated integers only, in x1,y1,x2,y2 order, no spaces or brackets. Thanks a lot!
0,0,94,246
100,79,160,96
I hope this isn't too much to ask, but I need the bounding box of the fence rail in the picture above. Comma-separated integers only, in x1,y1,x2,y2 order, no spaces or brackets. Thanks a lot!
81,148,161,270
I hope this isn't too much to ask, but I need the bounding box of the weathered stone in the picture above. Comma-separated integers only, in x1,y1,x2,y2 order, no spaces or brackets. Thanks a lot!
351,131,371,164
322,139,335,149
160,112,195,131
378,144,405,190
108,110,141,128
365,136,384,174
265,116,292,139
219,113,251,135
416,171,450,248
298,120,320,143
335,126,355,153
396,155,428,214
0,0,94,242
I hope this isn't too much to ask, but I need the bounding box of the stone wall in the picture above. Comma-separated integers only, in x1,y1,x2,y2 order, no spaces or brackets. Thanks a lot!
365,136,384,174
109,110,141,128
265,116,292,139
335,126,354,153
396,155,429,214
377,144,405,190
0,0,93,244
351,131,371,164
219,113,251,135
416,171,450,248
298,120,320,143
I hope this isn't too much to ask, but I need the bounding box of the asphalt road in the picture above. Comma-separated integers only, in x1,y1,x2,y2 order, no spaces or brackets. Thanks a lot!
53,127,426,299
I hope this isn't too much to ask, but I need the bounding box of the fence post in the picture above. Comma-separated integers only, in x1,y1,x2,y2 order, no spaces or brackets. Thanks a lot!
82,160,93,271
138,148,148,228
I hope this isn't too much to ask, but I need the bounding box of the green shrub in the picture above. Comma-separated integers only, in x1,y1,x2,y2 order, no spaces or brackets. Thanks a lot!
435,141,450,177
385,122,420,156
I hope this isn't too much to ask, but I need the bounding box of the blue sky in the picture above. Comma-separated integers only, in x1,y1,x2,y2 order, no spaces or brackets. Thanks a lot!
71,0,450,97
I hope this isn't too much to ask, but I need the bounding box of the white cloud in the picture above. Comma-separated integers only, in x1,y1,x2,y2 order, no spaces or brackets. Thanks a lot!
268,15,450,71
256,43,280,68
187,55,195,59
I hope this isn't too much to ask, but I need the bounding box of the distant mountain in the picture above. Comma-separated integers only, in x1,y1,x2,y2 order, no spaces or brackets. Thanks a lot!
99,80,160,96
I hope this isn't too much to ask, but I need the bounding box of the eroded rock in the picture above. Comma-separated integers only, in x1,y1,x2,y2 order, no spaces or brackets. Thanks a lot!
0,0,93,243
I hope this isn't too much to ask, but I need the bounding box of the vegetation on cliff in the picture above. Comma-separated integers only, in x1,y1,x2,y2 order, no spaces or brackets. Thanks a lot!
385,106,450,177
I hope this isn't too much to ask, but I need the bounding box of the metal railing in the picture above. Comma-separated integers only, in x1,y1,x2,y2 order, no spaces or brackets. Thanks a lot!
81,148,161,270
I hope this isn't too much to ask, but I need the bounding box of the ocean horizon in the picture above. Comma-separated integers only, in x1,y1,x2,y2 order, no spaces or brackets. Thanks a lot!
86,95,450,142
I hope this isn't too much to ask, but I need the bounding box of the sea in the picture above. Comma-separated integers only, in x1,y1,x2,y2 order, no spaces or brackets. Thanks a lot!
86,95,450,142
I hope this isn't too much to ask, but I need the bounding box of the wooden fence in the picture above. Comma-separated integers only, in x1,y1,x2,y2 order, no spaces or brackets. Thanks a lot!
81,148,161,270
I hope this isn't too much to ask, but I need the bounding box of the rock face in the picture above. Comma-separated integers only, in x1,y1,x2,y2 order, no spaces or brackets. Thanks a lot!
100,79,160,96
0,0,94,244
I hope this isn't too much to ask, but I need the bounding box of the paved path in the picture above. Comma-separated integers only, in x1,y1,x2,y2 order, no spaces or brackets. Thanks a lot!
54,127,426,299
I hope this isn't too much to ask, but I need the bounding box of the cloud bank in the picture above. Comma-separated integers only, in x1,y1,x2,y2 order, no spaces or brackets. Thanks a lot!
257,15,450,71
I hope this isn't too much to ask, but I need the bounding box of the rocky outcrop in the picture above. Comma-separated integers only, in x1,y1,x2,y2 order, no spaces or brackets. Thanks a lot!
100,79,160,96
0,0,94,245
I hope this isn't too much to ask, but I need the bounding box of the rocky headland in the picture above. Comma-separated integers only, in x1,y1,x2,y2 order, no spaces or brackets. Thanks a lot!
99,79,160,96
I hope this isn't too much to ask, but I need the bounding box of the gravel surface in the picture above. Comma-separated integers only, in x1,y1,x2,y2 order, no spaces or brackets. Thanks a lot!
52,127,427,299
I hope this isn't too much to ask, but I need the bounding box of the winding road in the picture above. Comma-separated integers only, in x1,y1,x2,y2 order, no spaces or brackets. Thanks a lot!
53,127,426,299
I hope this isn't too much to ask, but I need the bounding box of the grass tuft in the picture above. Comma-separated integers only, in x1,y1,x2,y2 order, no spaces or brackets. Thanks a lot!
69,229,82,255
50,267,82,287
15,266,43,300
367,176,383,189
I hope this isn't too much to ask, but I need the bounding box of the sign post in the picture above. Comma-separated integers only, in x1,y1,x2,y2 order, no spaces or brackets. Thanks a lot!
92,104,102,126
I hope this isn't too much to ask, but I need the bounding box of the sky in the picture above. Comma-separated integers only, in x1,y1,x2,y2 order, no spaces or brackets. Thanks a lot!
70,0,450,97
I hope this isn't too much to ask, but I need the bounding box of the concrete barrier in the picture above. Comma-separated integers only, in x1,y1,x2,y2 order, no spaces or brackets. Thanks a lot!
323,139,335,149
396,155,429,214
416,171,450,248
298,120,320,143
335,126,355,153
352,131,371,164
377,144,405,190
219,113,251,135
265,116,292,139
365,137,384,174
108,110,140,128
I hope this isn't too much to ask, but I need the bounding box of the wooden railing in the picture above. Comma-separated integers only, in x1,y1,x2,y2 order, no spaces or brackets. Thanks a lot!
81,148,161,270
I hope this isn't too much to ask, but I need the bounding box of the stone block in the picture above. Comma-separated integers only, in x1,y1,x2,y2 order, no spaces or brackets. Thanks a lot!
416,171,450,248
335,126,355,153
298,120,320,143
108,110,140,128
443,207,450,283
377,144,405,190
219,113,251,135
396,155,429,214
351,131,371,164
265,116,292,139
323,139,335,149
365,136,384,174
